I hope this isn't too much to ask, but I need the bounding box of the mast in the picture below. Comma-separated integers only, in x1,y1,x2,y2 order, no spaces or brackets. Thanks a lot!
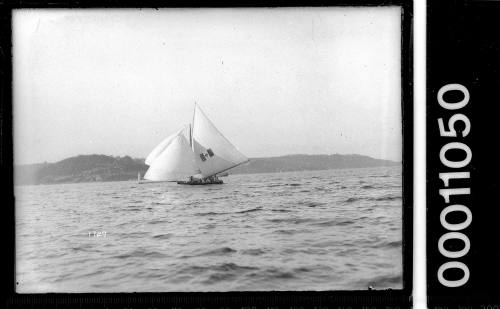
191,102,196,150
189,124,192,148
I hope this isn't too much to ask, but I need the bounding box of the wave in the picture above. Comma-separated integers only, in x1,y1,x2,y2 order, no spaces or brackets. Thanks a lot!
195,207,263,217
181,247,237,259
310,220,336,227
257,267,298,280
293,265,333,274
151,201,169,205
337,219,355,226
311,219,353,227
267,217,316,224
293,266,312,273
344,194,401,203
44,252,66,259
213,263,258,272
336,248,357,256
178,263,258,277
114,248,167,259
70,243,96,253
344,197,361,203
241,248,267,256
267,183,284,188
384,240,402,248
152,233,173,240
90,282,117,288
368,174,391,178
96,192,114,196
360,185,375,189
123,206,142,212
148,219,169,225
274,229,304,235
363,273,403,288
59,268,107,281
368,195,401,201
282,247,329,255
199,263,263,285
118,231,150,238
270,208,292,213
202,272,237,284
299,201,325,208
199,247,237,256
235,207,263,214
195,211,224,216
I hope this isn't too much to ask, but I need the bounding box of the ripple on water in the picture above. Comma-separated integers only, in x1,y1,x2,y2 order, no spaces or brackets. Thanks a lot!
251,267,298,281
299,201,325,208
152,233,173,240
148,219,170,225
183,247,237,258
240,248,267,256
267,217,316,224
344,197,362,203
360,185,375,189
368,194,401,201
178,263,258,277
274,229,308,235
16,166,403,292
359,273,402,289
114,248,168,259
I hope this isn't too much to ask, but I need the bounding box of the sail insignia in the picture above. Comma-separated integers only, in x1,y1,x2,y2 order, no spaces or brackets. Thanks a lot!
199,148,215,161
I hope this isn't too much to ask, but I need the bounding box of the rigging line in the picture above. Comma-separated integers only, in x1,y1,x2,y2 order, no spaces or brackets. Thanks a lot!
204,159,250,179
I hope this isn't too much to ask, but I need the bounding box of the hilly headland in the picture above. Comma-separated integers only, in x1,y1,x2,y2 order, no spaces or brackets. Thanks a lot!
15,153,400,185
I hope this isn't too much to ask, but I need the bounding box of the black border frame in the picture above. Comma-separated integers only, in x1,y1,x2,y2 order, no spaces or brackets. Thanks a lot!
1,1,413,308
426,0,500,307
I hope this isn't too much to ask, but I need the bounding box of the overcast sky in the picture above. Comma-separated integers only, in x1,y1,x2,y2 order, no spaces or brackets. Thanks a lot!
13,7,401,165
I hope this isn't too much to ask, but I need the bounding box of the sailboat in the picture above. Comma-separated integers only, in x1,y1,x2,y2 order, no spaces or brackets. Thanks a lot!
142,103,249,185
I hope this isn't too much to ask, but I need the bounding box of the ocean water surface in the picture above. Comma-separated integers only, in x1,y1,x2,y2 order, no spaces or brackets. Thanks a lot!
15,166,402,292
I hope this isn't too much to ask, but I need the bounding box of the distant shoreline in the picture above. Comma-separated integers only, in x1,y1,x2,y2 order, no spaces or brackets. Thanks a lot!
15,153,400,186
15,165,402,187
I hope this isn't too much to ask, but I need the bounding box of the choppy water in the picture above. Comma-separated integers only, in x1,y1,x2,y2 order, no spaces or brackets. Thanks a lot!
15,166,402,292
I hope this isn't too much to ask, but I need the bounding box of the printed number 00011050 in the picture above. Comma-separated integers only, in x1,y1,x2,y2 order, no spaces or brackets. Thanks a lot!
436,83,472,288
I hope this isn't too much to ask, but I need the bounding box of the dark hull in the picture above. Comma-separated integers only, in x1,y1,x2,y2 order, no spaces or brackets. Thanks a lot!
177,179,224,185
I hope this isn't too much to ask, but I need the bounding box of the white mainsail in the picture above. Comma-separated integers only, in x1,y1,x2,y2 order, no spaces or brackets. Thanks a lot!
145,127,185,166
143,127,200,181
143,104,248,182
192,104,249,178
